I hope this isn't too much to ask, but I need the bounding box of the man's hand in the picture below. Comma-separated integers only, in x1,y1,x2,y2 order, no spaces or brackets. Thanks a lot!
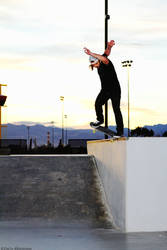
104,40,115,56
84,47,109,64
108,40,115,47
83,47,91,55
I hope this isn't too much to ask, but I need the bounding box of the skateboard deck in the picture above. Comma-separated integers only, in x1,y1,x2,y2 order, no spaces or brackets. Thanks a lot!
90,123,116,137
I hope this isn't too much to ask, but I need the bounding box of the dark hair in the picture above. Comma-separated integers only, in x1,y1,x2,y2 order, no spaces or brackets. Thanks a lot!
89,65,94,71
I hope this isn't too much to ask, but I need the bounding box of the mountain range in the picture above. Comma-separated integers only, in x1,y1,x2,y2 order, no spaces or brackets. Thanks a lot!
1,123,167,146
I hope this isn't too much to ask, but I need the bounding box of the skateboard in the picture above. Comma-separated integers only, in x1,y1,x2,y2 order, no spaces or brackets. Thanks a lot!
90,123,116,137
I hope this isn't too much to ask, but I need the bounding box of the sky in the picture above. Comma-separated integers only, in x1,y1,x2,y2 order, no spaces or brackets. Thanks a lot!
0,0,167,130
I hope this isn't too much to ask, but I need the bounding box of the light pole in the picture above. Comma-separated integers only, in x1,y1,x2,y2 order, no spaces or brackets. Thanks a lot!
27,126,30,149
122,60,133,137
64,115,68,146
60,96,64,146
104,0,110,139
51,121,55,147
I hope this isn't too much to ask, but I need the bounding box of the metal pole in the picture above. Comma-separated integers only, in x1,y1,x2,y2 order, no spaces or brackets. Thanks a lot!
62,102,64,145
52,122,54,147
104,0,110,138
66,124,67,145
127,66,130,137
51,121,54,147
64,115,68,146
60,96,64,146
27,126,30,149
122,61,133,137
0,85,1,140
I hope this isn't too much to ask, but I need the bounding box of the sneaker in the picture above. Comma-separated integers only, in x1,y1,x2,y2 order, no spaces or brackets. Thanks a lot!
90,120,104,128
113,133,124,139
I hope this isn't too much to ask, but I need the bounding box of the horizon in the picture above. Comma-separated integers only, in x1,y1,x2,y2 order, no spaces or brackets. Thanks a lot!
3,121,167,130
2,122,167,143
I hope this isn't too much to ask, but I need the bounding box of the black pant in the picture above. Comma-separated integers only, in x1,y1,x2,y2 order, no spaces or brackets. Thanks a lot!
95,89,124,135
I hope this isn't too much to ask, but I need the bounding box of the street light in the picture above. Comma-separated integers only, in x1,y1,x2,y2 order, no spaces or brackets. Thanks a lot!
64,115,68,146
60,96,64,146
121,60,133,137
51,121,55,147
27,126,30,149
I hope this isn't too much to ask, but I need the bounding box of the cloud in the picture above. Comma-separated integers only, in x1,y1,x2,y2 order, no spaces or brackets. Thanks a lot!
0,2,31,21
0,57,33,64
131,106,158,116
0,57,37,71
11,121,42,126
27,44,82,57
120,102,159,116
0,0,166,61
0,42,86,65
0,0,22,4
11,121,58,126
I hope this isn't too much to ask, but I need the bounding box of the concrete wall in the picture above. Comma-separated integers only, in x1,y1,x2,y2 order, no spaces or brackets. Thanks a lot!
87,138,167,232
87,139,127,231
126,138,167,232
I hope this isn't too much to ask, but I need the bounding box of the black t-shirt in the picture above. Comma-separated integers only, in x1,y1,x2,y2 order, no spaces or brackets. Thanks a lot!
97,54,120,93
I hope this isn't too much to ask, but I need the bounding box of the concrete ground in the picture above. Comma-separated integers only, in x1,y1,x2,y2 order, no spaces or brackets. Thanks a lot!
0,220,167,250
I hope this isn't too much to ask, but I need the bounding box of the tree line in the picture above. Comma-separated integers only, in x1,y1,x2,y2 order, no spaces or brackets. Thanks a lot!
131,127,167,137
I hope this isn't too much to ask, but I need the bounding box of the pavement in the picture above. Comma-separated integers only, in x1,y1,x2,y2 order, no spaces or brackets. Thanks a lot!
0,220,167,250
1,155,167,249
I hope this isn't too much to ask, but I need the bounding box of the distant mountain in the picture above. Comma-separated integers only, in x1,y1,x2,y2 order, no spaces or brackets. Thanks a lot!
2,123,117,146
1,123,167,146
144,124,167,136
3,123,62,146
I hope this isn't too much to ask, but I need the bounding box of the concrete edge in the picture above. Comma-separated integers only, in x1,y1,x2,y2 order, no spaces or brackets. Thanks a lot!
87,137,127,144
0,154,91,157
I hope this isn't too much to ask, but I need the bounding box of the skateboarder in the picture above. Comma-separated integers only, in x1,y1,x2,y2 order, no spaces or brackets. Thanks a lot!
84,40,124,136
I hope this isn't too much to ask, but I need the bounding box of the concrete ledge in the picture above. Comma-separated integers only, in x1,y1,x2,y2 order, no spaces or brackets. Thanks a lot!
87,138,167,232
0,154,90,157
87,137,127,144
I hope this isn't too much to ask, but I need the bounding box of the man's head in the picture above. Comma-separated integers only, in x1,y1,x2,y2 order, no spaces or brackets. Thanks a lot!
89,55,100,70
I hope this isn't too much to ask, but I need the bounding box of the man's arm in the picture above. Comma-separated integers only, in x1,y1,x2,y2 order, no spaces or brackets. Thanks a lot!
84,47,109,64
104,40,115,57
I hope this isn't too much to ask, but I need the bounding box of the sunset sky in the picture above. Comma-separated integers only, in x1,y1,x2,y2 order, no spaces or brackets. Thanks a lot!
0,0,167,129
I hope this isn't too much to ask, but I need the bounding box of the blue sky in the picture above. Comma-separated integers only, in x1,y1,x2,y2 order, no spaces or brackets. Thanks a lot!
0,0,167,129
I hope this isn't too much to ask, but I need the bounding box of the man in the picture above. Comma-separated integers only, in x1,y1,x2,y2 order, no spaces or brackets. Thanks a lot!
84,40,124,136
